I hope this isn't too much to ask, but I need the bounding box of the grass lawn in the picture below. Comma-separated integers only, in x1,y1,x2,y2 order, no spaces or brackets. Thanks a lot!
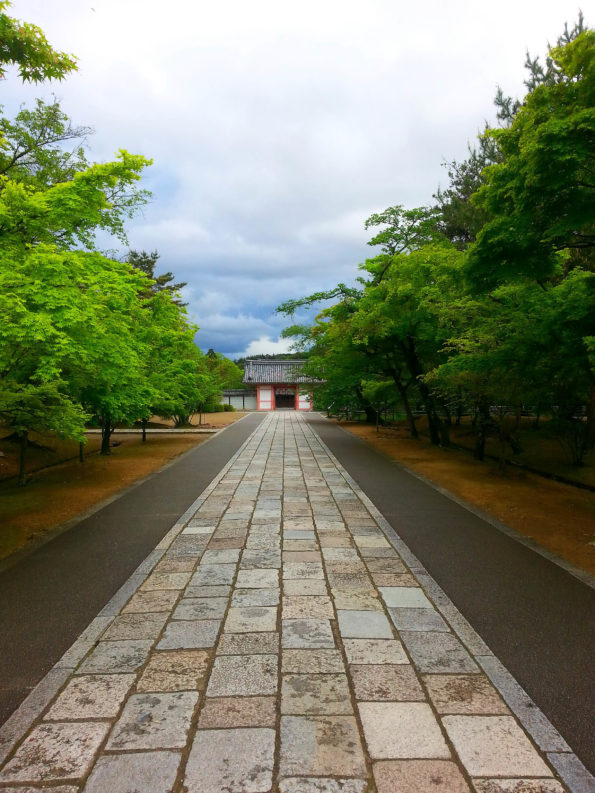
339,419,595,576
0,412,247,562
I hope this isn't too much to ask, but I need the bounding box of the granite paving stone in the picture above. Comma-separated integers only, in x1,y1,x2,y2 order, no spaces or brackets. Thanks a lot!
282,619,335,648
423,674,510,715
44,674,135,720
185,584,231,598
442,715,552,776
122,589,179,613
283,562,325,580
82,751,181,793
379,586,433,608
282,649,345,674
343,638,408,665
332,590,383,611
232,588,280,606
102,611,170,640
190,564,237,586
77,640,152,674
359,702,451,759
389,606,450,631
0,722,110,782
201,549,241,564
472,781,565,793
337,609,393,638
284,579,328,596
137,649,210,692
282,673,352,714
236,568,279,588
280,715,367,777
106,691,198,750
373,759,472,793
141,571,192,590
185,728,275,793
350,664,425,701
225,606,278,632
400,631,479,673
282,596,334,619
218,631,280,654
278,781,367,793
172,596,228,620
207,654,278,696
198,696,277,728
157,619,220,649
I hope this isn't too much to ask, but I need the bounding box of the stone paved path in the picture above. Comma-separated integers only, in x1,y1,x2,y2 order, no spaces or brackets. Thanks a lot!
0,413,587,792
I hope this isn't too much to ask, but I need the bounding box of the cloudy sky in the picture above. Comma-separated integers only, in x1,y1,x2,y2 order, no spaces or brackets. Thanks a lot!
3,0,583,358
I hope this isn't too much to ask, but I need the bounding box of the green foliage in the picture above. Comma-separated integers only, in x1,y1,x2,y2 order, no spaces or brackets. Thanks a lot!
0,1,77,83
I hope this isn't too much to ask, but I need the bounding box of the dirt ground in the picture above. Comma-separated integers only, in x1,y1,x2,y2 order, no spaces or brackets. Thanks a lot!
0,412,247,561
340,422,595,576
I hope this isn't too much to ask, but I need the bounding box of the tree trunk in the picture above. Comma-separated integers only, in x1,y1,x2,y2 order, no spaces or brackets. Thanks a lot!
100,419,112,455
79,441,84,463
474,399,490,461
388,367,418,438
585,386,595,451
18,430,28,486
142,418,147,443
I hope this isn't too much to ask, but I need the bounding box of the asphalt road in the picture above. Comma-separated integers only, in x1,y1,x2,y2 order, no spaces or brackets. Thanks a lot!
0,413,264,725
307,413,595,776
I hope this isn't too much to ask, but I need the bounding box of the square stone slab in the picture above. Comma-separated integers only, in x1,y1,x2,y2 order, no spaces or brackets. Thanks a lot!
106,691,198,750
283,596,334,619
282,674,352,715
190,564,237,586
185,584,231,599
284,530,316,540
233,588,280,607
279,781,367,793
185,728,275,793
218,631,279,655
354,536,390,548
343,638,408,665
373,759,471,793
242,549,282,568
284,579,328,596
102,611,169,641
207,654,278,696
198,696,276,728
337,610,393,639
44,674,135,720
141,571,192,590
77,640,152,674
0,722,109,782
332,591,383,611
400,632,478,673
366,559,407,574
283,619,335,649
282,649,344,674
350,664,424,701
173,597,228,620
389,607,449,631
122,589,178,613
379,587,432,608
157,619,220,650
424,674,510,715
372,573,420,587
83,751,181,793
225,606,278,633
201,549,241,564
283,562,325,580
472,781,564,793
236,568,279,588
155,556,196,571
283,551,323,562
137,650,210,692
280,716,366,777
442,715,551,776
359,702,450,759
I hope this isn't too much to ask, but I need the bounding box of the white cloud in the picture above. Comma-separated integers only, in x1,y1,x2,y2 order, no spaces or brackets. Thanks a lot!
240,336,293,358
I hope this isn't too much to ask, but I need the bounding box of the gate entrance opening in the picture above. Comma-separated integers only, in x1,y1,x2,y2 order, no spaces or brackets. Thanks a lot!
275,387,296,409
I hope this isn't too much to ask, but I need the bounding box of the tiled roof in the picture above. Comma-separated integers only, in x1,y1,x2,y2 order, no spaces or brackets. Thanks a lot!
243,359,318,384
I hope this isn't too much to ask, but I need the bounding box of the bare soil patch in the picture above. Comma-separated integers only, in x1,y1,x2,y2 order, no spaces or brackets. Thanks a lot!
0,412,246,561
340,421,595,576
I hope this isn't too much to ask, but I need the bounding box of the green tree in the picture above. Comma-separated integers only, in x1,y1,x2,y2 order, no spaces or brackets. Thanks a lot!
126,249,188,306
0,1,77,82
